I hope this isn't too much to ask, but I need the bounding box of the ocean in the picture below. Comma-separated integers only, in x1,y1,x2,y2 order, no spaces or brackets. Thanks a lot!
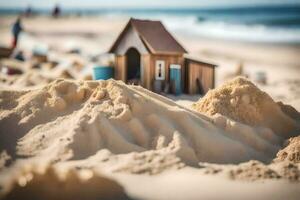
1,5,300,44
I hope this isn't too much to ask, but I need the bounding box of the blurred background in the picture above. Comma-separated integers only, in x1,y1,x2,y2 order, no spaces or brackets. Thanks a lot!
0,0,300,109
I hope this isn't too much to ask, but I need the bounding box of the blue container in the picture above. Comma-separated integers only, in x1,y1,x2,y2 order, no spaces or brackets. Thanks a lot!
170,65,182,95
93,66,114,80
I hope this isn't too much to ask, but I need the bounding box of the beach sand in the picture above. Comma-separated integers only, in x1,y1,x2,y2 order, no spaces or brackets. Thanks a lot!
1,15,299,109
0,78,299,199
0,15,300,199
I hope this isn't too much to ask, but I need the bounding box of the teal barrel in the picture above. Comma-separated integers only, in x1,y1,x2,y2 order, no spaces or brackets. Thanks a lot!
93,66,114,80
170,65,182,95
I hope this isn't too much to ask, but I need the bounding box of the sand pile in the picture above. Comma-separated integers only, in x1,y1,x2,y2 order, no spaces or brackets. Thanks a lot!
202,159,300,182
274,136,300,163
0,68,76,90
201,133,300,182
193,77,300,137
0,55,85,90
193,77,300,182
228,160,300,182
0,74,17,87
0,78,299,199
274,162,300,182
0,164,131,200
6,70,55,88
228,160,280,181
0,79,288,167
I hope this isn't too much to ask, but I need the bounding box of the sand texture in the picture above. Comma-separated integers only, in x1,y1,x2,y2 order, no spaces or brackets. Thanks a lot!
1,78,296,164
274,136,300,163
0,15,300,199
0,78,299,199
1,165,131,200
193,77,300,137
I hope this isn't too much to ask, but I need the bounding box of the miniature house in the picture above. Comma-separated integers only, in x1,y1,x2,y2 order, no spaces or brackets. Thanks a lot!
109,18,217,94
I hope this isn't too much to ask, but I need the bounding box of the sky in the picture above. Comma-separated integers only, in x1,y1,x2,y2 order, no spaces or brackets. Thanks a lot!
0,0,300,9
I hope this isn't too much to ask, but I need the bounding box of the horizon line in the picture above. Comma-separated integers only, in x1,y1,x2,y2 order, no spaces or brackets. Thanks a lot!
1,3,300,10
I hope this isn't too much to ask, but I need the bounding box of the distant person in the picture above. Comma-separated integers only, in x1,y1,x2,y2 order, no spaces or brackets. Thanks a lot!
52,4,61,18
24,5,32,17
11,17,23,49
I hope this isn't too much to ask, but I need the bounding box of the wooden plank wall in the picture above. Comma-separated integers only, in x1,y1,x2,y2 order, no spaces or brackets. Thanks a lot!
148,54,185,91
114,55,126,82
141,54,151,90
187,60,215,94
201,66,214,93
187,62,201,94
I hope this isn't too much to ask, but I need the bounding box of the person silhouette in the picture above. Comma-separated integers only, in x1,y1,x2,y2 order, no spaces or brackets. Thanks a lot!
24,4,32,17
11,16,23,49
52,4,61,18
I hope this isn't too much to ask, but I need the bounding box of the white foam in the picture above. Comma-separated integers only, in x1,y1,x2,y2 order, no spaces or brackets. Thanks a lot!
162,16,300,43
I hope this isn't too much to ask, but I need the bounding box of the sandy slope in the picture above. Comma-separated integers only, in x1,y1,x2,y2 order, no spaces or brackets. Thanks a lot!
193,77,299,137
1,15,300,111
0,15,300,199
1,78,296,165
0,77,299,199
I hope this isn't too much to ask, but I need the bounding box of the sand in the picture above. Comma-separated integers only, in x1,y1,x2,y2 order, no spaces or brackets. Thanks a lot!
0,15,300,199
0,78,299,199
1,165,131,200
0,79,281,164
193,77,300,137
274,136,300,163
191,77,300,183
1,15,300,110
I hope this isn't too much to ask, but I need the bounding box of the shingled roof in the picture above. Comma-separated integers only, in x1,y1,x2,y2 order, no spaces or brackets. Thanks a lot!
109,18,187,55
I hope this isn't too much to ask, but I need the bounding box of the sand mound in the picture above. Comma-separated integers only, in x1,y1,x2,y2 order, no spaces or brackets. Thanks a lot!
202,160,300,182
228,160,300,182
274,162,300,182
193,77,300,137
9,71,55,88
202,133,300,182
228,160,280,181
0,164,131,200
0,78,299,199
0,79,287,167
274,136,300,163
0,68,77,90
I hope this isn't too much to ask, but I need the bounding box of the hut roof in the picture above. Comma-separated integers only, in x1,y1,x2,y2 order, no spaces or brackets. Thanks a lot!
109,18,187,55
184,55,218,68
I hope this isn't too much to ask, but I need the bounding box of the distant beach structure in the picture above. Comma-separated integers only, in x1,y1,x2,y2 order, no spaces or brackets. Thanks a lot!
108,18,217,95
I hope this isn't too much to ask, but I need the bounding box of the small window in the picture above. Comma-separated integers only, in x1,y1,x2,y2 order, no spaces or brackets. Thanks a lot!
155,60,165,80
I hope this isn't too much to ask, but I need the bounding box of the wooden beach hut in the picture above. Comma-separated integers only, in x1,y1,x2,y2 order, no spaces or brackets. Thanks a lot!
108,18,217,94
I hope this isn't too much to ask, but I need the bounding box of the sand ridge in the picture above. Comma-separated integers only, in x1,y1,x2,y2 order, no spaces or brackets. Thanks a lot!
193,77,300,137
0,78,299,199
0,15,300,200
274,136,300,163
0,164,131,200
0,79,289,167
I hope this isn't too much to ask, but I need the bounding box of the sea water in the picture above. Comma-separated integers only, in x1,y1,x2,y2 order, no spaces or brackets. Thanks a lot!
1,5,300,44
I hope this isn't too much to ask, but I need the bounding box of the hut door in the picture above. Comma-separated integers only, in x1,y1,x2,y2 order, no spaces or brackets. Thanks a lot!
170,64,181,95
155,60,165,80
126,48,141,83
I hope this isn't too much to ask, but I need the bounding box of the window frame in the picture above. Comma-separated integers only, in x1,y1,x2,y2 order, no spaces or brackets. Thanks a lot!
155,60,165,80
